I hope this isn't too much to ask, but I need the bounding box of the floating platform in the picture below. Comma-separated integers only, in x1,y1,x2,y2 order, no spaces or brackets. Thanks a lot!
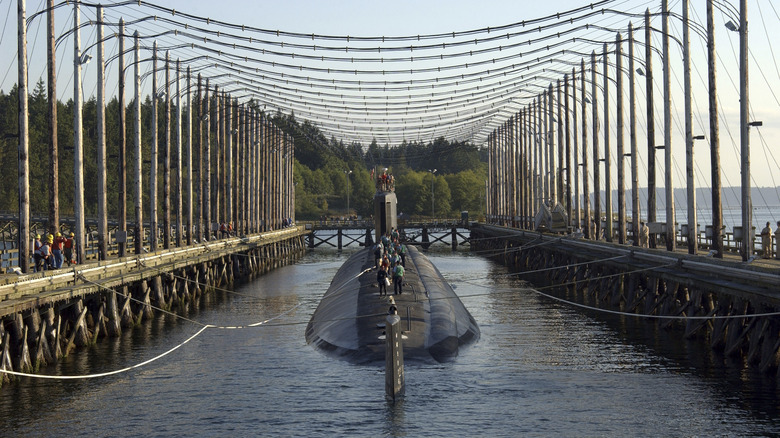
305,245,479,364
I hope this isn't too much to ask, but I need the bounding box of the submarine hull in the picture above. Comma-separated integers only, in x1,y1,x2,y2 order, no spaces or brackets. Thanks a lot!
305,245,479,364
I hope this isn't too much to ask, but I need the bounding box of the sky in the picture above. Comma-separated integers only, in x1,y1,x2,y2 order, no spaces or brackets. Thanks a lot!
1,0,779,194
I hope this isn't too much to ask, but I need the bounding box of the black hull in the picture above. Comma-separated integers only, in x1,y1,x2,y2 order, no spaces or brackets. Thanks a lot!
305,246,479,364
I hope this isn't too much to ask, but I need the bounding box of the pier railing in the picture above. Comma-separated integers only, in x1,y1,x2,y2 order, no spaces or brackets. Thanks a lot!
486,214,778,260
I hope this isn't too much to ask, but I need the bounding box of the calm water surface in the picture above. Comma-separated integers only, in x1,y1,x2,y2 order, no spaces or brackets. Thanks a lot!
1,247,779,437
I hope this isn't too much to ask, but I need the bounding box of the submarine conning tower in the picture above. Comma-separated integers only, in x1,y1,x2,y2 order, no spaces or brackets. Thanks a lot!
373,171,397,243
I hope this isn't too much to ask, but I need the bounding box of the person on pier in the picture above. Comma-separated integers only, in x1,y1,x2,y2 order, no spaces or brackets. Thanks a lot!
761,222,773,259
640,221,650,248
32,235,44,272
52,232,65,269
64,233,75,266
40,237,52,271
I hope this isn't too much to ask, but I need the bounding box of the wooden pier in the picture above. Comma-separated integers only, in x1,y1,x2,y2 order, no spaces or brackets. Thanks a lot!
0,227,308,386
471,224,780,378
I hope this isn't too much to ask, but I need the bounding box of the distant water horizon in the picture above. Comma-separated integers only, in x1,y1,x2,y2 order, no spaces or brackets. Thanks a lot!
574,186,780,231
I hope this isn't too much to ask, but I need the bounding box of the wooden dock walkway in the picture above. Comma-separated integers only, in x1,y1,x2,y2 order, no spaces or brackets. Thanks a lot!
0,227,308,384
471,223,780,378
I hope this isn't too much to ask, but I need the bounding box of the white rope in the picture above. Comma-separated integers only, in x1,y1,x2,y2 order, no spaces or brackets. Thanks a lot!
210,302,303,329
0,325,209,380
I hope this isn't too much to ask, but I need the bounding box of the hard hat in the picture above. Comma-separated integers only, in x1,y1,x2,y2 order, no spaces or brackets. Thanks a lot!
35,234,40,239
70,232,75,237
56,232,61,237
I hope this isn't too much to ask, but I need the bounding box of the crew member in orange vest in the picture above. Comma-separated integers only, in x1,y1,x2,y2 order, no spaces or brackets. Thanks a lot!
64,232,75,266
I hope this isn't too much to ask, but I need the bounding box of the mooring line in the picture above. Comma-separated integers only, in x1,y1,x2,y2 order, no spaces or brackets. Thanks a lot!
0,325,210,380
79,276,211,327
208,302,304,329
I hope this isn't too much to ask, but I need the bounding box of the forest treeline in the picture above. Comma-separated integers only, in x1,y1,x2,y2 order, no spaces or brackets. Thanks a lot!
0,82,488,221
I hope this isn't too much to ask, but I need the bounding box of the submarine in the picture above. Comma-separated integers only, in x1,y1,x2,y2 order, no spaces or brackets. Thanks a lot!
305,177,479,364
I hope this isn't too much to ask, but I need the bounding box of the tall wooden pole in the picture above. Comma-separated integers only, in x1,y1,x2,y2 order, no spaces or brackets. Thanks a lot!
186,66,193,245
603,43,612,243
226,97,233,226
487,133,493,221
96,5,107,260
739,0,751,261
629,23,640,247
645,9,657,248
547,85,555,206
532,99,538,212
237,104,244,232
662,0,676,251
197,74,203,242
133,31,143,255
557,80,564,213
616,33,626,245
564,75,572,227
117,19,127,257
262,115,267,231
572,68,580,231
73,2,86,264
150,43,158,252
683,0,696,254
46,0,58,238
204,80,211,240
17,0,30,272
175,59,183,247
581,59,590,239
249,109,255,232
591,51,601,240
163,51,171,249
707,0,723,258
517,112,523,228
213,86,220,229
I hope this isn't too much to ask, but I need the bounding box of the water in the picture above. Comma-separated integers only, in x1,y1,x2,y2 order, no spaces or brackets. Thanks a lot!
2,247,780,437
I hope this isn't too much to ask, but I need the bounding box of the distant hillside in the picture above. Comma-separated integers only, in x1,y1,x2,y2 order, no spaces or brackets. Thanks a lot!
589,186,780,210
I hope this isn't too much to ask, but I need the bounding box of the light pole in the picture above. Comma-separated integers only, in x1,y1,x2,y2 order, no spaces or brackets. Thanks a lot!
344,170,352,214
429,169,437,219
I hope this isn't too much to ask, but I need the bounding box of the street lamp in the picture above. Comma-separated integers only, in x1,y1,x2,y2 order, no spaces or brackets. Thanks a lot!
344,170,352,214
429,169,437,219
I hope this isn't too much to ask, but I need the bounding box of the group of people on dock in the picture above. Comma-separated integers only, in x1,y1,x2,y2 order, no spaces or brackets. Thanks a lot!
374,227,407,296
32,232,76,272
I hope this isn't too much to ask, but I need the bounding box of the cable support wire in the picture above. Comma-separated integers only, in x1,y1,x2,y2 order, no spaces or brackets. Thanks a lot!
78,6,651,56
84,0,620,43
